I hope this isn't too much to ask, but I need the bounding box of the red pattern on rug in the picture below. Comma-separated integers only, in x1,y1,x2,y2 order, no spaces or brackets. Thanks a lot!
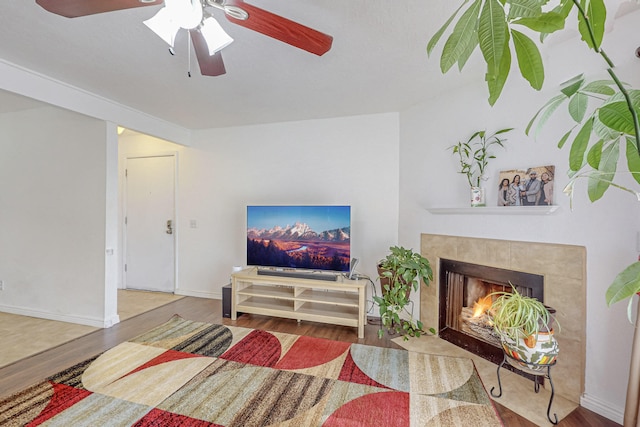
220,329,282,367
132,409,223,427
274,335,350,370
123,349,204,379
26,382,92,426
323,391,410,427
338,351,391,389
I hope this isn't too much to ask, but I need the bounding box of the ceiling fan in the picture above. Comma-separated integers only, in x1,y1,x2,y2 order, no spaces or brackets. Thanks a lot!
35,0,333,77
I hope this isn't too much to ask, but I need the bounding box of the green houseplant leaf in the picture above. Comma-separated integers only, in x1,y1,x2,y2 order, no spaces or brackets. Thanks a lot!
598,91,640,135
593,114,622,141
577,0,606,50
479,0,507,80
457,27,480,70
606,261,640,321
599,102,639,135
513,12,566,33
440,0,482,73
487,29,511,105
568,92,588,123
627,137,640,186
427,0,470,57
511,28,544,90
560,74,585,97
586,139,603,169
582,80,616,96
526,93,566,137
557,129,573,149
587,140,619,201
569,118,594,171
508,0,542,19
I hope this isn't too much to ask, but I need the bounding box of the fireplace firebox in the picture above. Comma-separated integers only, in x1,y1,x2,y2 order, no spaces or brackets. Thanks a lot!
438,259,545,379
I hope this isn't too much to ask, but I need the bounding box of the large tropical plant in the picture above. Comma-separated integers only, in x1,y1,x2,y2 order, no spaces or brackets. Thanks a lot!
428,2,640,424
428,0,640,316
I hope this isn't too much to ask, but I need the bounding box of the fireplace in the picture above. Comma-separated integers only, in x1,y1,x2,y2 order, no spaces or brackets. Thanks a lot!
438,259,545,380
420,233,586,404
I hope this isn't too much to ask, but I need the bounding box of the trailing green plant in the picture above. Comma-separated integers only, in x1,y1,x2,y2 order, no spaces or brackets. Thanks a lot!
490,284,558,343
428,0,640,314
373,246,435,340
450,128,513,187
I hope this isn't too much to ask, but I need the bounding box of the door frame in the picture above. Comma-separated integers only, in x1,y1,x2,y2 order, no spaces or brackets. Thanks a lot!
122,151,179,292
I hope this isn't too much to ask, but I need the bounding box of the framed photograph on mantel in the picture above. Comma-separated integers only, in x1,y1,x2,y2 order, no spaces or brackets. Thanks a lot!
497,165,555,207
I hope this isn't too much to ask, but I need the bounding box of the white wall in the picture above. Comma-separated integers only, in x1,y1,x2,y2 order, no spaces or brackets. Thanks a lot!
119,114,401,310
0,106,119,327
398,9,640,424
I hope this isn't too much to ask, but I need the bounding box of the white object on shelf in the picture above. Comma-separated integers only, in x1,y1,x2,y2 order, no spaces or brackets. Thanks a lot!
426,206,559,215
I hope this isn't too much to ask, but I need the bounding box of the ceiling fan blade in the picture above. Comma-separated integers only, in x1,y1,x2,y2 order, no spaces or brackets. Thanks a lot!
190,30,227,76
36,0,162,18
224,0,333,56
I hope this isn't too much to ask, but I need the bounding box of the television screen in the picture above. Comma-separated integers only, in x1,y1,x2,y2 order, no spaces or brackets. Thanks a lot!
247,205,351,272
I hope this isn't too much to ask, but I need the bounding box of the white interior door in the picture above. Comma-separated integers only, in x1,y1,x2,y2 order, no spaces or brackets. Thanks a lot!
125,155,176,292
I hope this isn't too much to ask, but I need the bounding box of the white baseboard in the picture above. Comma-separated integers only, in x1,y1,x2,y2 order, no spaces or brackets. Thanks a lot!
0,304,114,328
104,313,120,328
580,392,624,425
175,289,221,300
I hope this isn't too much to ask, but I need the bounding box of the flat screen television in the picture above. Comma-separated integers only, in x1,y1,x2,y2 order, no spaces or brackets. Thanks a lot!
247,205,351,273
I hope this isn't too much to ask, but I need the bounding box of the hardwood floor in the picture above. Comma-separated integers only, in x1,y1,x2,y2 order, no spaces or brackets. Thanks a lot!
0,296,620,426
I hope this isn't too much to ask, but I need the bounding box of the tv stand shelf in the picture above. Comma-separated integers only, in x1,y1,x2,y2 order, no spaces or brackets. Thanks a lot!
231,267,366,338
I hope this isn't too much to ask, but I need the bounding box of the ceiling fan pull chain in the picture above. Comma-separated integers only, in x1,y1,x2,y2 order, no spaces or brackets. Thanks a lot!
188,33,192,78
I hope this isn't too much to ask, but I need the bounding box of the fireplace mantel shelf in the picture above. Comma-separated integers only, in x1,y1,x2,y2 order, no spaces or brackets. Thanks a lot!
426,206,559,215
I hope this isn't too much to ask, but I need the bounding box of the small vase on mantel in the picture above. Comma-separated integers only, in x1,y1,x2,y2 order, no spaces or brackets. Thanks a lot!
470,186,486,207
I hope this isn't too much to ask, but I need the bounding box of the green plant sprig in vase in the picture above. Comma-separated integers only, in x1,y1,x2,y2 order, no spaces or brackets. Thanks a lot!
450,128,513,188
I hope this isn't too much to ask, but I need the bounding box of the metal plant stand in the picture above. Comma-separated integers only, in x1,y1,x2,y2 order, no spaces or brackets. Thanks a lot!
490,352,558,425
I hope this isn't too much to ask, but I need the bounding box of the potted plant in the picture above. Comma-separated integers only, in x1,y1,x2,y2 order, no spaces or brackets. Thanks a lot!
489,285,559,371
450,128,513,206
373,246,434,340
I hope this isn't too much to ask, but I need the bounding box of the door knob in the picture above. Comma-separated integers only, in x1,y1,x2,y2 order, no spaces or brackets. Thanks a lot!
166,219,173,235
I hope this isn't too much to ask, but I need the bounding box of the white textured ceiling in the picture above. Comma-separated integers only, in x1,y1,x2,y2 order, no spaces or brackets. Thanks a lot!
1,1,636,130
0,1,484,129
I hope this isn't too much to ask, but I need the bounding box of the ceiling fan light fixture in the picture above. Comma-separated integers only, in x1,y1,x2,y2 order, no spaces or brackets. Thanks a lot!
200,17,234,55
143,8,181,47
165,0,203,30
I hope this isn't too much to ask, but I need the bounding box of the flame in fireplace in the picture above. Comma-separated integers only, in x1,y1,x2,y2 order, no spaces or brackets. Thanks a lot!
472,295,493,318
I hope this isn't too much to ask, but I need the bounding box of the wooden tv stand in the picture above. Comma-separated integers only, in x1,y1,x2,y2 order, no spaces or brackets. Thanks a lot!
231,267,367,338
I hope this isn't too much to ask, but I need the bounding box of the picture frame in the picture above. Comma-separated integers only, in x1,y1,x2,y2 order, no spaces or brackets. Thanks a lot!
497,165,555,207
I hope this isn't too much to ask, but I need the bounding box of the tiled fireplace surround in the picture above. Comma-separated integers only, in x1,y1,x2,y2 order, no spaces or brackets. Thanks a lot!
420,233,586,404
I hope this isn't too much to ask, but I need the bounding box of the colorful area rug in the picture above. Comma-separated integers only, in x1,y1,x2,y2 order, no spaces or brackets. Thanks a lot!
0,316,502,426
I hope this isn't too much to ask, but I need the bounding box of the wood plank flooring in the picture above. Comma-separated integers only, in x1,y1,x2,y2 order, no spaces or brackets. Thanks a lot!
0,296,620,426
